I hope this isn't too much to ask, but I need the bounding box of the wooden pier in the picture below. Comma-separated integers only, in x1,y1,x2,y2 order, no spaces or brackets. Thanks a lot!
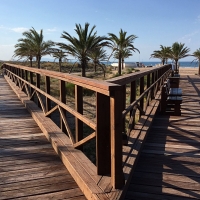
125,74,200,199
0,75,86,199
0,63,200,199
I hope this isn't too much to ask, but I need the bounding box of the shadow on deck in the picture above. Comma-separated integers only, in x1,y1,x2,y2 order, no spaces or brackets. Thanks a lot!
0,75,86,200
1,71,200,200
125,75,200,199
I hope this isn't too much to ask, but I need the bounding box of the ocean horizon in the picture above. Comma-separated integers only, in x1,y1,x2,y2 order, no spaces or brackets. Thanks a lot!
105,61,199,68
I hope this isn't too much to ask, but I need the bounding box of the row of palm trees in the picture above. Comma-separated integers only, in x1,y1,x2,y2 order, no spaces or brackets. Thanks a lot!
13,23,139,77
14,23,200,77
151,43,200,75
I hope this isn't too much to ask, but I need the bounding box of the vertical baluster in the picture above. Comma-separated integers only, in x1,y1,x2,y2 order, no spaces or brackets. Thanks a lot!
75,85,83,150
30,72,34,100
60,80,66,133
25,70,28,81
151,72,155,99
45,76,51,117
36,73,40,107
21,69,25,92
16,68,20,86
110,89,124,189
130,81,136,128
147,74,151,107
96,93,110,175
122,85,126,134
130,81,136,109
140,77,144,115
155,70,159,94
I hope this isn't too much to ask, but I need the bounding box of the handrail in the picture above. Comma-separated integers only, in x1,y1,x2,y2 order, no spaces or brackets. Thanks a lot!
2,62,172,189
107,65,170,84
3,63,119,95
122,68,171,117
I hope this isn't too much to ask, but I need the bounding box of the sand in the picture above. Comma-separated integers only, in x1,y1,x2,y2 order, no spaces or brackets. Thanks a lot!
179,67,198,76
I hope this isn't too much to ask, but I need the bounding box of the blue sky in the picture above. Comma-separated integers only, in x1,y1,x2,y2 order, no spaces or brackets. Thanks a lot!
0,0,200,62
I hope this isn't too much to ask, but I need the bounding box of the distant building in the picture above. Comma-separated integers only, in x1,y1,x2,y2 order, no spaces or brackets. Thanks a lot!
111,62,138,69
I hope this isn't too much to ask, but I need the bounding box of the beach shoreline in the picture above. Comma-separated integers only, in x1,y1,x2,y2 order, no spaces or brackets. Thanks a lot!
179,67,198,75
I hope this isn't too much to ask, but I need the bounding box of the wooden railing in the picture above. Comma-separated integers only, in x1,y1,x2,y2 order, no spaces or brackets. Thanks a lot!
107,65,171,138
2,63,171,189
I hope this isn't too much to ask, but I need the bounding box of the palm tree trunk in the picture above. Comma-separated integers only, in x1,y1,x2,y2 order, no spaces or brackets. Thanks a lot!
81,60,86,77
99,64,105,78
175,60,178,73
37,56,41,69
30,58,33,67
122,58,124,69
59,59,62,72
94,61,97,72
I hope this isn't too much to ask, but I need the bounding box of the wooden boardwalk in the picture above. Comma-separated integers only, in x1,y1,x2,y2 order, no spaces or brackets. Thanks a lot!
1,69,200,200
0,75,86,200
125,75,200,199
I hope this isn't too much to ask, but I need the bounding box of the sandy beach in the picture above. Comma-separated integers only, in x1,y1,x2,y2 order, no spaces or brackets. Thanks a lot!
139,67,199,76
179,67,198,75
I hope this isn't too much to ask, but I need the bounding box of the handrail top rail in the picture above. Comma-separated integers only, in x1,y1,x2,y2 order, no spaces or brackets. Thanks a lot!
2,63,171,93
107,64,172,85
2,63,121,93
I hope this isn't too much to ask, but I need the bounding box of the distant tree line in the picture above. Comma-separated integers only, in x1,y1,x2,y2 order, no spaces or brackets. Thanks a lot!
13,23,139,77
13,23,200,77
151,43,200,75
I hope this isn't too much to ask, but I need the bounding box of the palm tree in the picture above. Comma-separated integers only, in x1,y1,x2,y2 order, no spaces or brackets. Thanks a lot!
58,23,109,77
114,48,133,69
89,47,108,75
168,42,190,72
108,29,139,75
18,27,54,69
192,48,200,75
150,45,171,65
13,39,34,67
52,49,68,72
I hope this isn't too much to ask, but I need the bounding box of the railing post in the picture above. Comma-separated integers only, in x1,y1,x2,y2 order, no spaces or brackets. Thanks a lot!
25,70,28,81
21,69,24,80
16,68,20,86
122,85,126,134
140,77,144,115
110,89,124,189
130,81,136,117
45,76,51,116
151,72,155,99
147,74,151,106
36,73,40,107
30,72,34,100
60,80,66,133
21,69,25,92
96,93,110,175
75,85,83,150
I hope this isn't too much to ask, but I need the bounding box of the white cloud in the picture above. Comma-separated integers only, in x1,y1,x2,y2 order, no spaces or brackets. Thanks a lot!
178,31,199,44
0,26,28,33
0,44,14,47
46,27,57,32
180,31,199,40
10,27,28,33
105,18,114,22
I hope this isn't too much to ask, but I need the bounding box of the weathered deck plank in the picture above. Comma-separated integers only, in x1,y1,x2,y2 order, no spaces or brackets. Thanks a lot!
0,75,86,200
125,74,200,199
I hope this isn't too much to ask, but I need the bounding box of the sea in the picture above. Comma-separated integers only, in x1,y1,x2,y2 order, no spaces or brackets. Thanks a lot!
142,61,198,68
105,61,199,68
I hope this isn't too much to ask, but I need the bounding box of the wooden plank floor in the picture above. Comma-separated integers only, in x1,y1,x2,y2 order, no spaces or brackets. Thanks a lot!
125,74,200,199
0,75,86,200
